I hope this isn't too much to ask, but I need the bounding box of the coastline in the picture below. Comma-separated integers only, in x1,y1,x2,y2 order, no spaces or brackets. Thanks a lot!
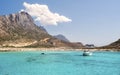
0,47,76,52
0,47,120,52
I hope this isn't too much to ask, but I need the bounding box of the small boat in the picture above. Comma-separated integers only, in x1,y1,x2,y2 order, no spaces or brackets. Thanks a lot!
83,51,92,56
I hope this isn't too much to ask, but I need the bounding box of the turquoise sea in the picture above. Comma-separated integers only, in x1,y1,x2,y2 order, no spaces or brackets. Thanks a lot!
0,51,120,75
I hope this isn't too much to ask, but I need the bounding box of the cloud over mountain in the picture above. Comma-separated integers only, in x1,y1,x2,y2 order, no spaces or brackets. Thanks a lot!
22,2,72,26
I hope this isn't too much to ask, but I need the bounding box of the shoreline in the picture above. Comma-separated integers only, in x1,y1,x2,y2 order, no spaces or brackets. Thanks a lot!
0,47,120,52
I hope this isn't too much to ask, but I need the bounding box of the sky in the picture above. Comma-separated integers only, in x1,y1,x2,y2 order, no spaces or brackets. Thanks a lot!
0,0,120,46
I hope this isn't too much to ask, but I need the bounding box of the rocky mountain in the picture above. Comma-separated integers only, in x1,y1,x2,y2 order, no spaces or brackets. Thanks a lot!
101,39,120,49
0,12,84,48
54,34,69,42
0,12,51,47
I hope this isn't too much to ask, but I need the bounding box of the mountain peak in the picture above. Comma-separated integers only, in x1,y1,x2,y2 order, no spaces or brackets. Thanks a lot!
54,34,70,42
2,11,34,25
0,12,84,48
19,11,28,14
0,11,48,41
18,11,32,19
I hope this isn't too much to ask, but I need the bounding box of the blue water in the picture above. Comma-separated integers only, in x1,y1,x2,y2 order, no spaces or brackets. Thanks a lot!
0,51,120,75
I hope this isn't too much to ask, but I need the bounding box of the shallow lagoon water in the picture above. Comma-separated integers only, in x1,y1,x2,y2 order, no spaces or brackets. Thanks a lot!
0,51,120,75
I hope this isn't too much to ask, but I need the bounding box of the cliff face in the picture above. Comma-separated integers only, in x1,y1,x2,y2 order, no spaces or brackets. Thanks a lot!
0,12,83,48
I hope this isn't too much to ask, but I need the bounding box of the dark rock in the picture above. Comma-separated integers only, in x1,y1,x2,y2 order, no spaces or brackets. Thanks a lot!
41,53,45,55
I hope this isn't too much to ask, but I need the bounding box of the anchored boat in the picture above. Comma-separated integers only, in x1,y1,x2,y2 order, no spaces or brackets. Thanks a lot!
83,51,92,56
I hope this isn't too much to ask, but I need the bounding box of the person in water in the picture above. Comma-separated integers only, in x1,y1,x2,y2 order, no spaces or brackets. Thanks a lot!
41,53,45,55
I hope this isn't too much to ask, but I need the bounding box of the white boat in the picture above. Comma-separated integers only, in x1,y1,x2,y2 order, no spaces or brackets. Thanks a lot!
83,51,92,56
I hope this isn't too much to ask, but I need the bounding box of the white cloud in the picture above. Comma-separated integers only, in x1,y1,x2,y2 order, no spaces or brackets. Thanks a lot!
22,2,72,26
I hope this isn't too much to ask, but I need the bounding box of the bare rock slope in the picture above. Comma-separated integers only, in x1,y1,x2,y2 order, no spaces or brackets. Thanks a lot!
101,39,120,49
0,12,83,48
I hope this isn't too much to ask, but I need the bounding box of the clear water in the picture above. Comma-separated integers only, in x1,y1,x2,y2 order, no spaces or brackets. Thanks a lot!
0,51,120,75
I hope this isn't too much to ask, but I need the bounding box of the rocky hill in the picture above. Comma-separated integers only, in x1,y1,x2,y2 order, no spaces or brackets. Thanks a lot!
101,39,120,49
54,34,69,42
0,12,83,48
